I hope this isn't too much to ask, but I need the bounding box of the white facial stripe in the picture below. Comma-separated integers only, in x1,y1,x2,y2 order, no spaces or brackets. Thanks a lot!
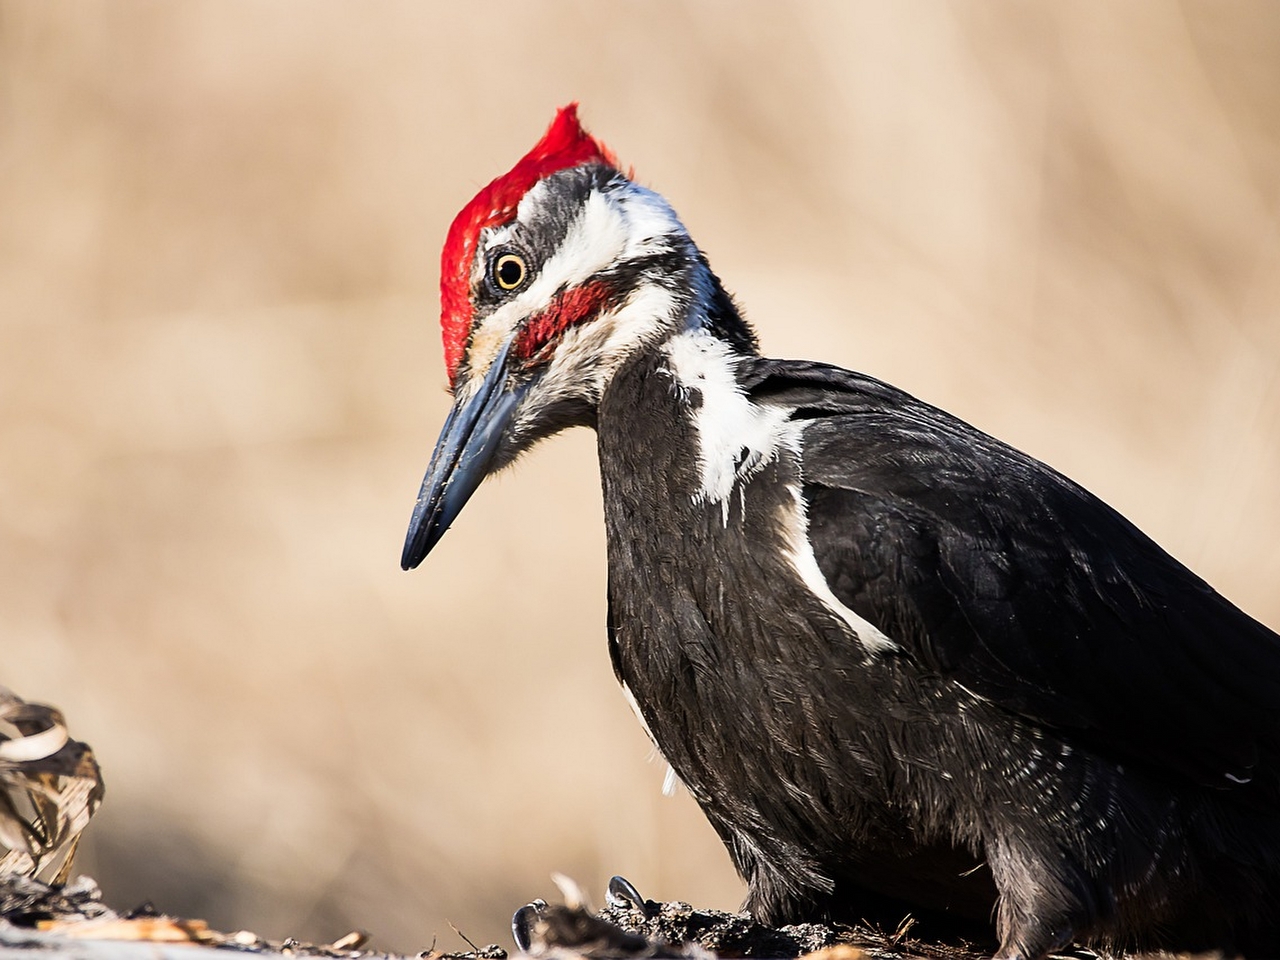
515,282,681,424
467,187,631,378
465,180,689,393
615,183,687,259
780,483,900,656
594,283,679,371
662,329,795,507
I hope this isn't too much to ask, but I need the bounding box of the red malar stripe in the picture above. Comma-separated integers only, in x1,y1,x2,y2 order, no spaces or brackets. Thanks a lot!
515,281,613,364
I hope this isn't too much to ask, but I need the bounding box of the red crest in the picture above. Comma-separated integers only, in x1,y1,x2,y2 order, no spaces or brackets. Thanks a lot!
439,104,619,385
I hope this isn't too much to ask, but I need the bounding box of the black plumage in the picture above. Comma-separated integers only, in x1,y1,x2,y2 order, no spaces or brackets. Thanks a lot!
402,107,1280,959
755,358,1280,797
595,341,1280,957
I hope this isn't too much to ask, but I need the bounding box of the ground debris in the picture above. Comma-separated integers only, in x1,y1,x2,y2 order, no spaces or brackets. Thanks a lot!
596,899,982,960
515,900,709,960
0,873,505,960
0,874,114,928
420,945,509,960
513,877,988,960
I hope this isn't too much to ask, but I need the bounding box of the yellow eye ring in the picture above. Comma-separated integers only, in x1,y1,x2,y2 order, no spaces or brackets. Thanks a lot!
493,253,527,291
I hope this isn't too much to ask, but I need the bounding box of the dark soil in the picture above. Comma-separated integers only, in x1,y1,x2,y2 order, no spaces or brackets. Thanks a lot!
0,874,1005,960
520,896,987,960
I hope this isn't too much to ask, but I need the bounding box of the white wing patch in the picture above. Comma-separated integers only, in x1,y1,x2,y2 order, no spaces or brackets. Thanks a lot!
780,483,900,656
662,329,795,510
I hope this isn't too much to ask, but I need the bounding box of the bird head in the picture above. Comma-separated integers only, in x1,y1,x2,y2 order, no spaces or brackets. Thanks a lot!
402,104,738,569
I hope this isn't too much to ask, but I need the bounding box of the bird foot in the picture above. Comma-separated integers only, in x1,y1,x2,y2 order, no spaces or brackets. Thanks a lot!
511,899,548,953
511,876,651,955
605,875,646,911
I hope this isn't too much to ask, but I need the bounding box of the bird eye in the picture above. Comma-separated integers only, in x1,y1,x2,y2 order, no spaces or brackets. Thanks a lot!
493,253,527,291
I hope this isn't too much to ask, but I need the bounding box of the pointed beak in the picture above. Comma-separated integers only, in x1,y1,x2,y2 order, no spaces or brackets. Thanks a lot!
401,336,526,570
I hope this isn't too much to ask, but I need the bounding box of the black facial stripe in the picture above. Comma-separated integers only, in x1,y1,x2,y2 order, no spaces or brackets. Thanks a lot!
600,249,688,292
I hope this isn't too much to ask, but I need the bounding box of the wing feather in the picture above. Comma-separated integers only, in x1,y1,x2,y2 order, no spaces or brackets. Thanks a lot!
746,358,1280,798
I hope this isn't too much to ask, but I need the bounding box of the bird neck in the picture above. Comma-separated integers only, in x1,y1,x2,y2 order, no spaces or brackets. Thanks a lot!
592,316,880,852
597,295,784,518
685,256,758,358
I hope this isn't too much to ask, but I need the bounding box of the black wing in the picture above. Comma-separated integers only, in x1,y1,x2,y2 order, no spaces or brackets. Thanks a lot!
745,358,1280,799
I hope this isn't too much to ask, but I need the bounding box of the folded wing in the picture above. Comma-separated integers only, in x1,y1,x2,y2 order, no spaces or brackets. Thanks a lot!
746,358,1280,802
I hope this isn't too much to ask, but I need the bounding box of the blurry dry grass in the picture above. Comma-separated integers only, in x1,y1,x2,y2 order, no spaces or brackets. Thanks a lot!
1,0,1278,953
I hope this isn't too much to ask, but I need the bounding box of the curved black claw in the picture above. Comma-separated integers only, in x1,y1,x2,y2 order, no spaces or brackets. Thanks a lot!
511,899,547,954
605,875,645,911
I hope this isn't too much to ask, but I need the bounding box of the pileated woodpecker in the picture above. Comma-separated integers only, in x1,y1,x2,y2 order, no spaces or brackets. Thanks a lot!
401,106,1280,959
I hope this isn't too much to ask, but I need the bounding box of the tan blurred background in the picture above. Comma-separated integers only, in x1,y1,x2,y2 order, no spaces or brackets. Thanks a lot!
1,0,1278,953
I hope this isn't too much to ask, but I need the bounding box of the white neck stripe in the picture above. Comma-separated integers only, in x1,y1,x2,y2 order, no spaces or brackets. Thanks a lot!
662,328,795,509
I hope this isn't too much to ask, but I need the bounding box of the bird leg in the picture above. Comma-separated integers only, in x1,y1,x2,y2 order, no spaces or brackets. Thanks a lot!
987,837,1089,960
